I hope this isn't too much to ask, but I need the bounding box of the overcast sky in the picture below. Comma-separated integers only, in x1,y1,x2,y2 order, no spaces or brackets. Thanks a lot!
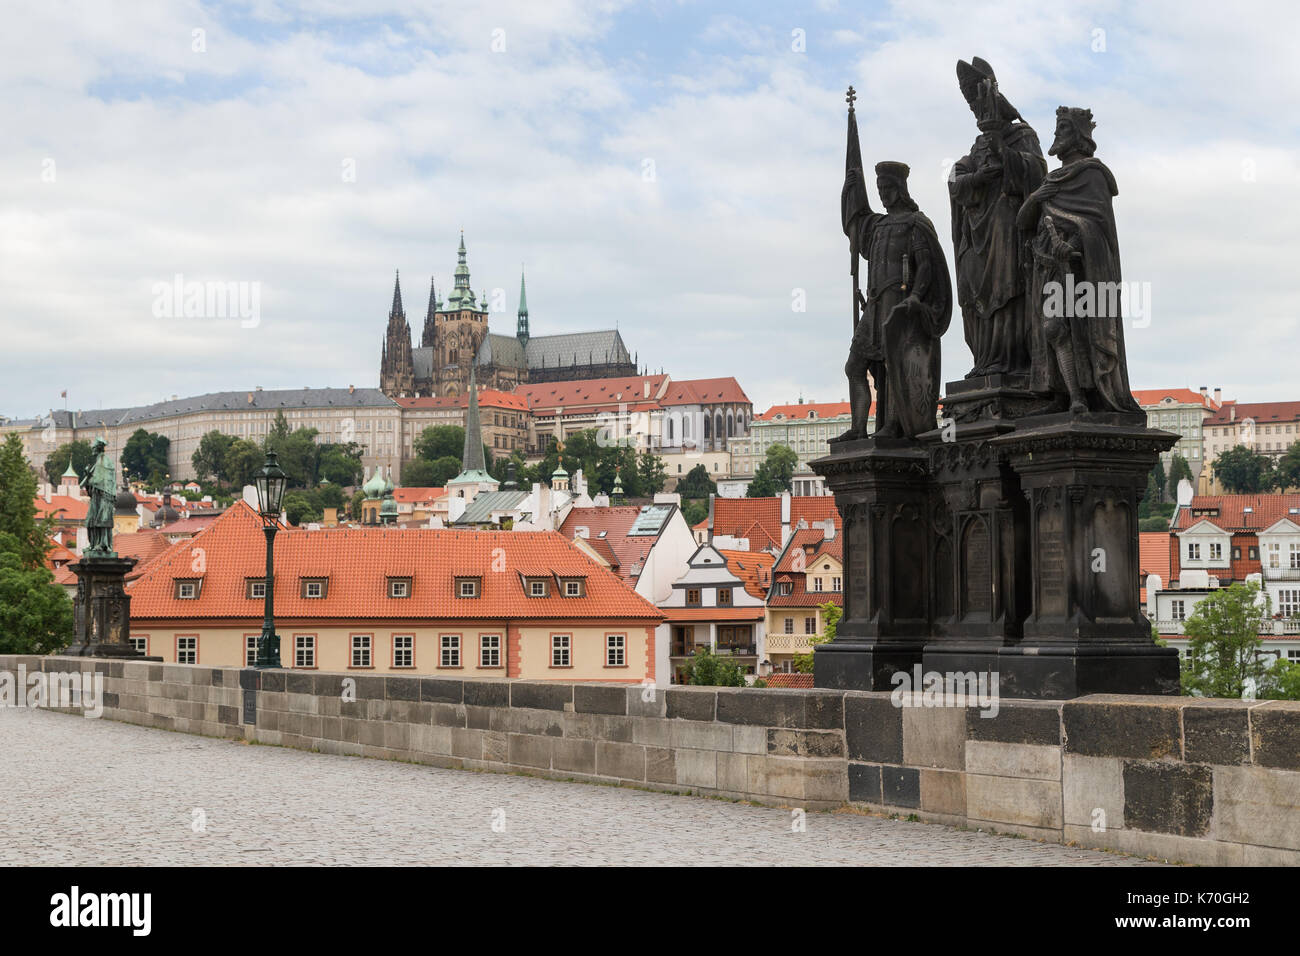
2,0,1297,420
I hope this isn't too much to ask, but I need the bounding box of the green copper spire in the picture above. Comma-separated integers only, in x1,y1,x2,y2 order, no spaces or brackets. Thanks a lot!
450,230,475,309
516,266,530,346
460,362,487,474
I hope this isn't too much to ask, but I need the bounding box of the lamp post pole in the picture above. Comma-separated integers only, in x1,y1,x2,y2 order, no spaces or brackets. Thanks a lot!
253,451,287,669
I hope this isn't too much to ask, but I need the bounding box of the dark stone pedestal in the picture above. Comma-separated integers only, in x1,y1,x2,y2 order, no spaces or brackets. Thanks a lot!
67,555,142,658
812,438,930,690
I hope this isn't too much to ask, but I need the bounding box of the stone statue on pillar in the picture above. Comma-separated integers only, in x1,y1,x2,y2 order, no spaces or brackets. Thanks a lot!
841,161,952,439
1017,107,1143,415
950,58,1046,379
80,437,117,556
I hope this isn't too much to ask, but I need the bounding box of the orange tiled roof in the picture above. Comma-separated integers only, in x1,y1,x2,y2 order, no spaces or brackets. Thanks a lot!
757,401,853,421
776,527,843,573
1204,401,1300,426
115,531,177,579
34,495,88,521
1138,531,1173,602
130,501,663,622
560,506,663,583
764,673,814,688
660,377,750,406
1131,388,1220,410
718,549,775,600
710,496,840,549
1172,494,1300,532
516,374,668,413
394,389,528,411
393,487,447,504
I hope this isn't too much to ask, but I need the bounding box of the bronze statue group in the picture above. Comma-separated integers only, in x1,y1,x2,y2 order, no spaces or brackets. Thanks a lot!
841,57,1141,441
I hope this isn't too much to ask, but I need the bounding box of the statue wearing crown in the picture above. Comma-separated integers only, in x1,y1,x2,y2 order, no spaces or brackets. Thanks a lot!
1017,107,1142,414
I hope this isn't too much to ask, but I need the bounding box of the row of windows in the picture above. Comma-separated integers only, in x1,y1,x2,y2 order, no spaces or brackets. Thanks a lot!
138,632,629,669
783,616,818,635
1186,542,1300,568
179,576,588,602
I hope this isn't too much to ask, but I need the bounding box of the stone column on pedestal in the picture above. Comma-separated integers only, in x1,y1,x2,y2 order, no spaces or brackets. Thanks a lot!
67,555,142,658
813,438,932,690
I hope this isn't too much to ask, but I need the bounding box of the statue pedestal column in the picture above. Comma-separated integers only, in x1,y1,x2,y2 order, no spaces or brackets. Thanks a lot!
813,437,932,690
67,555,142,658
986,414,1181,698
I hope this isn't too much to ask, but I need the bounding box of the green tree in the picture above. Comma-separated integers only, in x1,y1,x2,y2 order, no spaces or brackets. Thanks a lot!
43,440,94,486
1212,446,1275,494
1139,515,1170,532
317,442,364,487
314,483,345,512
1150,458,1167,504
226,439,265,489
1274,440,1300,493
683,646,747,686
794,601,840,673
1139,472,1158,519
1259,657,1300,700
677,463,717,499
748,444,799,497
0,435,50,568
414,425,465,462
266,425,321,488
122,429,170,483
680,498,708,528
402,456,461,487
349,489,365,519
282,490,321,526
1166,454,1193,502
490,449,528,484
192,430,235,485
0,532,74,653
1180,582,1272,698
637,451,668,496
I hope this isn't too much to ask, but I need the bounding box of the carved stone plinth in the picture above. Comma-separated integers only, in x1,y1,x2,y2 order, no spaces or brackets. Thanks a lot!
67,556,142,658
983,413,1181,698
813,438,931,690
943,373,1059,424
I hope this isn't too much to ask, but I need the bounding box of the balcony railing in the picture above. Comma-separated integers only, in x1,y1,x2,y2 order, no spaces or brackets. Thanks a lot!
1155,619,1300,635
1262,567,1300,581
766,634,817,651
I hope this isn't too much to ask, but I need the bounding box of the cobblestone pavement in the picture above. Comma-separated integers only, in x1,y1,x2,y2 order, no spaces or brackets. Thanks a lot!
0,709,1164,866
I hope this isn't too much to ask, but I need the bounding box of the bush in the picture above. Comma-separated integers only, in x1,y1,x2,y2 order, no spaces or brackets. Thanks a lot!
682,647,747,686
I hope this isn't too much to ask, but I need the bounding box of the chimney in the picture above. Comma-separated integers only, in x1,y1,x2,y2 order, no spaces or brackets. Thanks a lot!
780,491,792,545
1199,386,1208,397
820,517,836,540
349,384,356,394
1213,388,1221,405
1230,405,1236,421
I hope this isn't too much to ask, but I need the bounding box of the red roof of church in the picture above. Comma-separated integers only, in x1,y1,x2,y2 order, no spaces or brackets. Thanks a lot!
660,377,750,406
757,401,854,421
1204,401,1300,426
1131,389,1220,409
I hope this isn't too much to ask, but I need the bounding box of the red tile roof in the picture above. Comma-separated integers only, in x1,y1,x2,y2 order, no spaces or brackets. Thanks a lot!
660,377,750,406
718,549,775,600
516,375,668,414
34,495,88,521
1138,531,1173,602
662,606,765,622
560,506,665,583
764,673,814,688
130,501,662,622
710,496,840,550
1131,388,1220,410
757,401,853,421
395,389,528,411
157,514,224,535
1172,495,1300,532
393,487,447,504
1204,401,1300,427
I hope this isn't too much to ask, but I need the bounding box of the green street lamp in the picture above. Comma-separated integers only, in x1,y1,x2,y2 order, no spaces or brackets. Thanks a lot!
253,452,288,669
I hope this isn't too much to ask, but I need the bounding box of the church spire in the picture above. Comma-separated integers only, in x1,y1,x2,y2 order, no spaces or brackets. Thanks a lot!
516,265,530,346
421,275,437,347
450,230,476,310
380,270,415,397
390,270,404,317
461,361,486,474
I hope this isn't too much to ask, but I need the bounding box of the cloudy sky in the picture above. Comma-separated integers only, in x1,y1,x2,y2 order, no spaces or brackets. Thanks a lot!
2,0,1297,420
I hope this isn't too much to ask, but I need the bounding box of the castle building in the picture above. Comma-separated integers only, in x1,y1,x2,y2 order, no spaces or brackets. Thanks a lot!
379,233,638,399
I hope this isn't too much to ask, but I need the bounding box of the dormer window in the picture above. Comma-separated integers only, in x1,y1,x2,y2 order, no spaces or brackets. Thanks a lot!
245,578,267,599
389,577,412,599
779,582,793,596
561,578,585,598
301,578,328,599
686,588,701,607
527,578,549,597
717,587,732,606
175,579,201,599
456,577,480,598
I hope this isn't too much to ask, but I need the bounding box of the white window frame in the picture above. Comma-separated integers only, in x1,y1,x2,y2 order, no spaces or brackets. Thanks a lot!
1187,543,1201,561
440,634,461,668
551,634,571,668
530,580,548,597
305,581,324,599
245,634,258,666
393,634,414,668
832,576,842,592
564,580,581,597
177,636,197,665
351,634,372,668
606,633,625,667
131,636,149,657
390,580,409,598
295,634,316,668
1209,542,1222,561
248,581,266,599
1171,600,1186,622
459,579,478,598
480,634,501,668
178,582,197,599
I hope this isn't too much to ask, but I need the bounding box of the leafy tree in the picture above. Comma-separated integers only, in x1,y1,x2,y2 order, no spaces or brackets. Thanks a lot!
226,439,265,489
122,429,170,483
683,646,747,686
794,601,840,673
1139,515,1170,532
637,450,668,496
314,483,346,512
680,498,708,529
1212,446,1275,494
192,431,235,484
0,532,73,653
414,425,465,462
1150,458,1167,504
402,456,462,487
43,440,94,486
676,463,717,500
317,442,364,487
1180,582,1271,699
266,424,321,489
0,435,50,568
747,444,799,497
1275,440,1300,493
1139,472,1158,519
489,449,528,485
1260,657,1300,700
349,489,365,519
1166,453,1193,502
282,490,321,526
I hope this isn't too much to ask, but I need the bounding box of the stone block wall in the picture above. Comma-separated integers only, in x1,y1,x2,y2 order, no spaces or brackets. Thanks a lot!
7,655,1298,865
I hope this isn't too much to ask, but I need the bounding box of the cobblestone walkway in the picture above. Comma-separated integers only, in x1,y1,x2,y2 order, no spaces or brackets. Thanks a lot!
0,709,1163,866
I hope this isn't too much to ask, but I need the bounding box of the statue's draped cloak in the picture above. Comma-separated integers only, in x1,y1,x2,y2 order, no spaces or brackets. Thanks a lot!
949,123,1046,375
1021,157,1142,414
83,453,116,536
